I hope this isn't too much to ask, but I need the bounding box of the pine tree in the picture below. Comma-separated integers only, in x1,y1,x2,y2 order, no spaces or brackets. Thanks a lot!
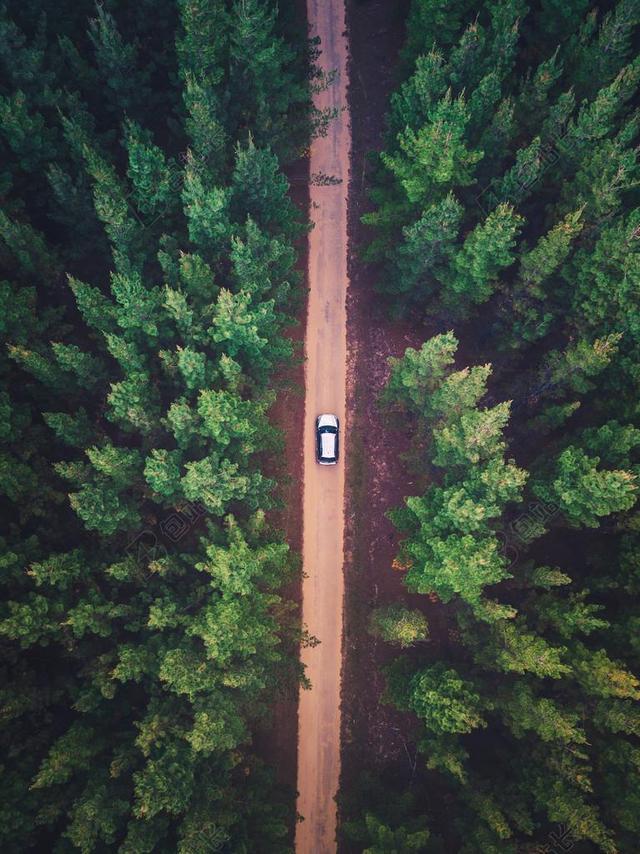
51,343,106,390
359,813,430,852
227,0,305,155
87,3,151,119
400,0,475,67
181,455,264,515
124,119,178,222
230,217,296,305
230,137,301,238
407,663,487,734
208,288,292,378
388,50,448,139
0,90,55,173
502,208,584,345
69,480,142,536
536,0,589,43
432,401,511,467
70,133,144,265
362,4,640,848
369,604,429,648
385,194,463,310
404,532,510,604
383,332,458,413
197,388,269,454
514,48,564,136
182,158,232,258
177,0,229,180
0,2,307,848
568,0,640,100
532,446,637,528
107,371,161,435
475,619,571,678
571,644,640,700
443,203,523,313
382,90,483,209
446,21,487,92
564,56,640,161
0,211,60,280
498,681,587,743
43,409,94,448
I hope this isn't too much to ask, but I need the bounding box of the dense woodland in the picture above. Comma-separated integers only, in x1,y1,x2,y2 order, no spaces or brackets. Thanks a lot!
0,0,326,850
4,0,640,852
347,0,640,851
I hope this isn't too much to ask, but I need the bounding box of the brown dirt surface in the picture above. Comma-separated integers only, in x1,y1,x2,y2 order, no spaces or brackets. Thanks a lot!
295,0,351,851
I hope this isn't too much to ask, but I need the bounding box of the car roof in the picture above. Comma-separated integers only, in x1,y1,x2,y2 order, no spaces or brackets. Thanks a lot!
320,432,337,458
317,413,338,428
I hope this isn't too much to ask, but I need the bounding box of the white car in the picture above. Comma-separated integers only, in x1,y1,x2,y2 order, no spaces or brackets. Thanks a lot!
316,414,339,465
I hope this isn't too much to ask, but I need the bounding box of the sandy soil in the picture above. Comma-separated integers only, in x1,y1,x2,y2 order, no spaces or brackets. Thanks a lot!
295,1,350,851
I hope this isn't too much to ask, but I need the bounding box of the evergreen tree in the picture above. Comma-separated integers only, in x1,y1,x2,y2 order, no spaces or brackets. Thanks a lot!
0,4,309,848
442,203,523,313
369,604,429,648
532,446,637,528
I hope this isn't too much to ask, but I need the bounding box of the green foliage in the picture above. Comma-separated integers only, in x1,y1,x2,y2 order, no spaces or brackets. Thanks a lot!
68,276,118,334
0,211,60,280
498,682,587,744
360,812,430,853
230,137,301,237
208,287,292,377
384,193,463,312
69,480,142,536
379,232,640,850
227,0,309,156
43,408,94,447
431,401,511,467
536,0,590,42
197,388,269,453
533,446,637,528
0,1,311,849
124,119,177,219
182,159,232,258
477,619,571,678
405,531,510,604
181,455,264,515
382,90,483,209
386,333,526,607
503,208,585,344
51,343,106,389
143,449,182,500
87,3,150,118
442,203,523,313
176,0,228,179
407,663,487,735
369,604,429,648
401,0,475,66
107,371,161,435
383,331,458,412
572,645,640,700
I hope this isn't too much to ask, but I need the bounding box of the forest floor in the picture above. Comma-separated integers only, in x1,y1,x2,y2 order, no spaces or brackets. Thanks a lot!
339,0,449,850
255,174,307,842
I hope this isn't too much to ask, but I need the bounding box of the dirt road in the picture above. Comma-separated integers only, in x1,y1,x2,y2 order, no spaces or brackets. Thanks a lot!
295,0,350,851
